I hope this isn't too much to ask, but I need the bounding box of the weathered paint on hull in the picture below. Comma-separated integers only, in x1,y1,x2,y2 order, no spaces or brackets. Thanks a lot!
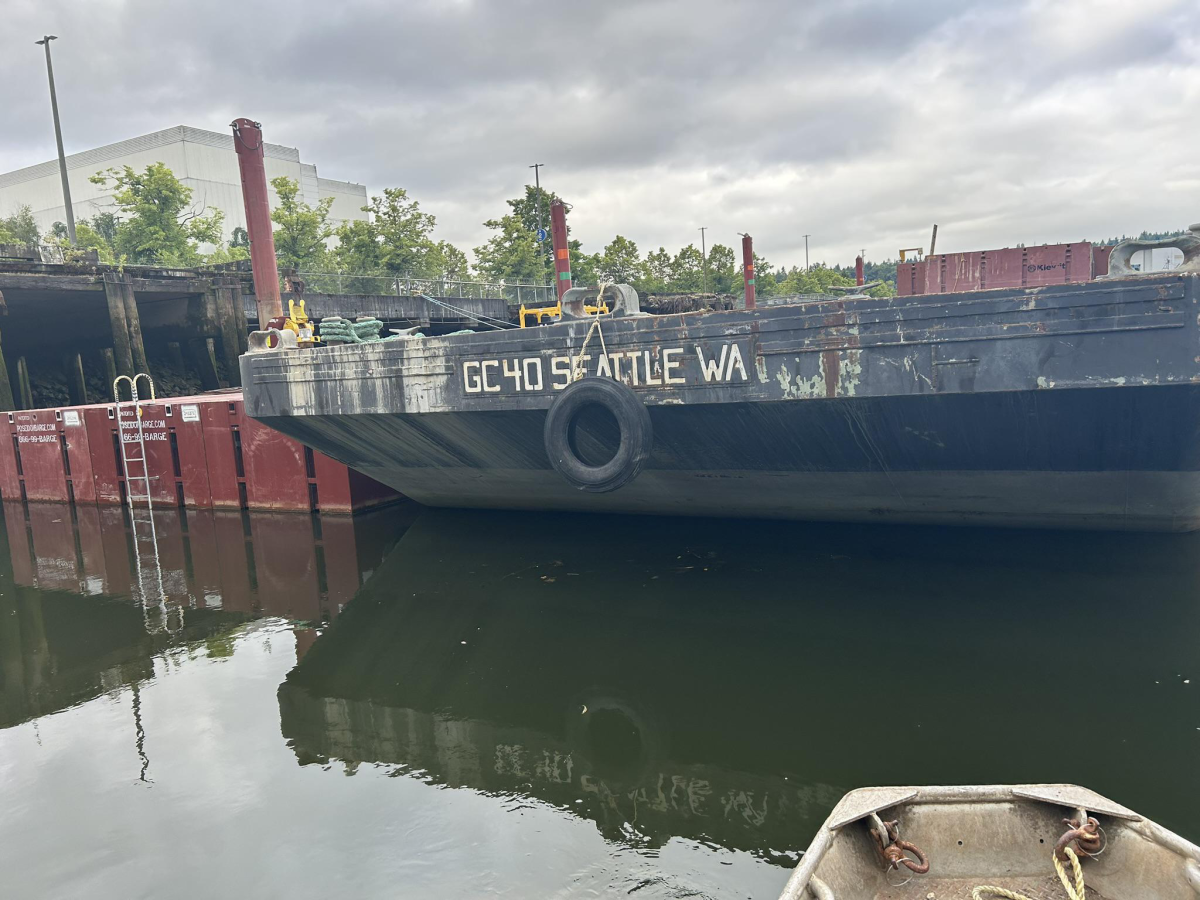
243,272,1200,531
252,382,1200,531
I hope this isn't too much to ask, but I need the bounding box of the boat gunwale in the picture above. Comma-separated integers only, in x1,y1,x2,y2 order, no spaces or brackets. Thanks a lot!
776,783,1200,900
245,272,1194,371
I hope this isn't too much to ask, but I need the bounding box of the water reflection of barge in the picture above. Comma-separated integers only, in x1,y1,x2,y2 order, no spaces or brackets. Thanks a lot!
279,510,1200,853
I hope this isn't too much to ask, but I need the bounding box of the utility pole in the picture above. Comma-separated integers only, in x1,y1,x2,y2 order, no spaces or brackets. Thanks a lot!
699,226,708,294
803,234,811,271
36,35,75,246
530,163,545,287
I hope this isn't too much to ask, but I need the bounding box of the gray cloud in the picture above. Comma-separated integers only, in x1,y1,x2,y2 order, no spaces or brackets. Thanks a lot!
2,0,1198,270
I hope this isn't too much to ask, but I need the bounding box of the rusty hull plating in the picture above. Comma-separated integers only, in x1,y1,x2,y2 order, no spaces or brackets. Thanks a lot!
242,271,1200,531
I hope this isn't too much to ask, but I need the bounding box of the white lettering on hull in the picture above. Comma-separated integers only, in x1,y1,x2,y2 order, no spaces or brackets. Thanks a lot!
462,341,751,396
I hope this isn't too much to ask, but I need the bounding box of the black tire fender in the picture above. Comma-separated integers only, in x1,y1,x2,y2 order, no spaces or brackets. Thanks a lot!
543,377,652,493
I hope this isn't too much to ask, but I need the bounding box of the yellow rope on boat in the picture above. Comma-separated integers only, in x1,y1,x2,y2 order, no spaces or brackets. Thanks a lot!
971,846,1085,900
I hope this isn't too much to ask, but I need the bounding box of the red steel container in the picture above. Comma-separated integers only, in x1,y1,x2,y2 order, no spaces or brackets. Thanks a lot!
898,242,1098,296
241,416,312,512
6,409,69,502
0,392,400,513
981,247,1025,290
199,397,245,509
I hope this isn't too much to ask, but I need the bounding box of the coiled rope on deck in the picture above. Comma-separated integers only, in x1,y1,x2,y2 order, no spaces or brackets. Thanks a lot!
972,846,1086,900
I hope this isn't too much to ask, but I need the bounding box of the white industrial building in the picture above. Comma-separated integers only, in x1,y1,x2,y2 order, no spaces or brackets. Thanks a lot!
0,125,368,244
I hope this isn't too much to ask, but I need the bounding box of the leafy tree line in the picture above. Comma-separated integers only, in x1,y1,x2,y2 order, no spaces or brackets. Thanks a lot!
1092,229,1189,246
17,160,1183,300
0,206,41,244
3,163,236,266
5,162,897,298
264,181,900,298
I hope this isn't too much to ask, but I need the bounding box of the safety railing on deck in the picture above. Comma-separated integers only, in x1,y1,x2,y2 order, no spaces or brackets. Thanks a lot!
294,272,555,305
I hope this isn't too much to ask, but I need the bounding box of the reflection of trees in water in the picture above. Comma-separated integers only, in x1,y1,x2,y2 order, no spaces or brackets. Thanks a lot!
0,581,250,729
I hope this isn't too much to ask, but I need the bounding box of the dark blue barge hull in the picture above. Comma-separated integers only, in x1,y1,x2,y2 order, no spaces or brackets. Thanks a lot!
242,272,1200,531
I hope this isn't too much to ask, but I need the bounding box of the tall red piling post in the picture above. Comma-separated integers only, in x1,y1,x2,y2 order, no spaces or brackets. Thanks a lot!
855,255,865,286
742,234,756,309
231,118,282,328
550,200,572,300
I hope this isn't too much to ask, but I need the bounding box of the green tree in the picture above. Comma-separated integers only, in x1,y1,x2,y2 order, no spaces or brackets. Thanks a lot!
474,212,543,284
755,253,778,297
599,235,646,284
671,244,706,292
331,218,383,273
507,185,559,274
573,251,602,290
475,187,600,287
0,205,41,244
778,262,855,296
79,220,112,257
48,218,116,262
642,247,673,293
427,240,470,280
270,176,334,271
91,212,120,247
706,243,736,293
332,187,458,278
90,163,223,265
364,187,435,274
203,242,251,265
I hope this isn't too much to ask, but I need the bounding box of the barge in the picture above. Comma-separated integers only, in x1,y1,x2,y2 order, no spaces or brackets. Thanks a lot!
240,237,1200,532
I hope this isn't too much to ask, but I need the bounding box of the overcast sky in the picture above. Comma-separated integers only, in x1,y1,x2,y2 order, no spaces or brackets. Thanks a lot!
2,0,1198,269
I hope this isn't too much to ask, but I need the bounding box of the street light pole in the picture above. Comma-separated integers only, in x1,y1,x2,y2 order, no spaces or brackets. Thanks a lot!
36,35,75,246
803,234,811,271
699,226,708,294
529,163,545,287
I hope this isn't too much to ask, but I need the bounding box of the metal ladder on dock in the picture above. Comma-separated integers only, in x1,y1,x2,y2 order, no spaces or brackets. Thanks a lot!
113,374,178,634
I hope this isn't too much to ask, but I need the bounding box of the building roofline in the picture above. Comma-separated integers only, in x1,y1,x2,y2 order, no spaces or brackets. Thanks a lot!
317,176,368,191
0,125,300,190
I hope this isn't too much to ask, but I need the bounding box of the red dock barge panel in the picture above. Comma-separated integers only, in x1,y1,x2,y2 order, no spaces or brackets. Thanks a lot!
200,399,244,509
242,416,312,512
896,241,1098,296
82,406,124,505
117,403,177,506
9,410,69,502
62,408,98,505
166,399,216,508
0,392,400,513
982,247,1025,290
0,416,22,500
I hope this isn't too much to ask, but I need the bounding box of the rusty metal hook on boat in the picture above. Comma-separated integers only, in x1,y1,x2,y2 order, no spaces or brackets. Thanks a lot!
870,819,931,874
1055,816,1101,862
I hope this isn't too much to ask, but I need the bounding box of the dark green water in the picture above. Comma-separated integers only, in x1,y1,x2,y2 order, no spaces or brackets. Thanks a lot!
1,501,1198,898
